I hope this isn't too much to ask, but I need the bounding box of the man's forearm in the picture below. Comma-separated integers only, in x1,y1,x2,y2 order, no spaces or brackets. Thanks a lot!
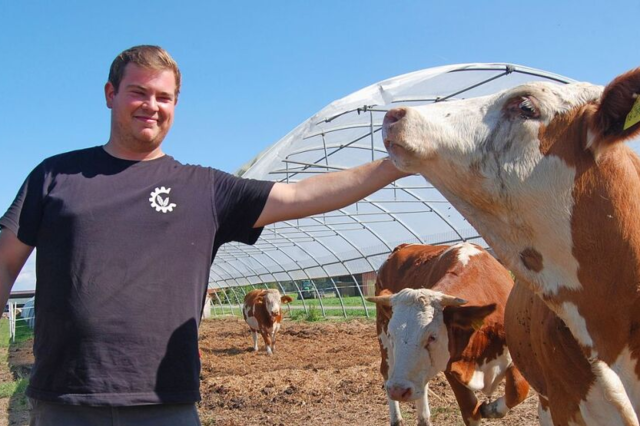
255,157,410,227
294,158,408,213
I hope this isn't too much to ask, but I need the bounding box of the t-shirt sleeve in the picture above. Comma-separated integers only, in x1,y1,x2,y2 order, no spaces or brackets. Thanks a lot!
0,163,46,247
212,170,275,249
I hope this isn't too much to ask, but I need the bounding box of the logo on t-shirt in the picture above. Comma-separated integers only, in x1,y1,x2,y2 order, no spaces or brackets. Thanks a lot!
149,187,177,213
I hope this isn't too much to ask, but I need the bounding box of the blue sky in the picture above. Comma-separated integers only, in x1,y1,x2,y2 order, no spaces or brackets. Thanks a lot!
1,0,639,291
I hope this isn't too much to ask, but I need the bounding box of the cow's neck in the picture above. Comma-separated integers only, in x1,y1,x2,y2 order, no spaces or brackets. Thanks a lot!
424,144,640,362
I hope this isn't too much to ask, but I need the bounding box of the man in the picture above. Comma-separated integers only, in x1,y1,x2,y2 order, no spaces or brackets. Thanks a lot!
0,45,407,425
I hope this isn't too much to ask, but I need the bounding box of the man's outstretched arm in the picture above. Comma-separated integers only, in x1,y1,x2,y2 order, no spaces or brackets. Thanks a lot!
0,230,34,311
254,158,409,228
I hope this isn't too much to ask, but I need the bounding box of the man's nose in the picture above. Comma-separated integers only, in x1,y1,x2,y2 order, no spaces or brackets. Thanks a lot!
142,97,159,111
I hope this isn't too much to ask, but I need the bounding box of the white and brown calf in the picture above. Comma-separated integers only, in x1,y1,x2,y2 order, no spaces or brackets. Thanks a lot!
243,289,292,355
367,243,529,426
382,67,640,425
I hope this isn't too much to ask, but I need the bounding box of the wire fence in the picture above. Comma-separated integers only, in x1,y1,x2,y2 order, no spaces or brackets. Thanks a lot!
204,274,377,320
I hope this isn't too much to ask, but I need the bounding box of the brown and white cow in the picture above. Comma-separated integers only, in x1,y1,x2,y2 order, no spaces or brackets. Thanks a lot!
243,289,293,355
367,242,529,426
382,68,640,425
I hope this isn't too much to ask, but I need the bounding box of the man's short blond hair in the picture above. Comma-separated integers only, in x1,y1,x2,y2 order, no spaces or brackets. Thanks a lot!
108,45,181,97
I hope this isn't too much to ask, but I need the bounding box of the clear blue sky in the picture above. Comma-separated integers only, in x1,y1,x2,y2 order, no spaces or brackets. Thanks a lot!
1,0,638,290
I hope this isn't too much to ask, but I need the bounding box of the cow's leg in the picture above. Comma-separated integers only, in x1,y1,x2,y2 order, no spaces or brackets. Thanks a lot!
385,391,404,426
260,329,274,355
251,330,259,352
480,363,529,418
538,395,553,426
445,371,481,426
415,383,432,426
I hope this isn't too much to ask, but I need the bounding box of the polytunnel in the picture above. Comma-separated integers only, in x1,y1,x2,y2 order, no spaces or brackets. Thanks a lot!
207,62,575,317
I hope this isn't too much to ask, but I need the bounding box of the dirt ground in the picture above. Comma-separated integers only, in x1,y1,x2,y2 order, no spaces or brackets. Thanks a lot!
198,317,540,426
0,317,540,426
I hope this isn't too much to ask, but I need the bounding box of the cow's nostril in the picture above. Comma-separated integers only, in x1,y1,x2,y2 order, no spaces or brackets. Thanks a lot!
384,108,407,126
387,384,413,401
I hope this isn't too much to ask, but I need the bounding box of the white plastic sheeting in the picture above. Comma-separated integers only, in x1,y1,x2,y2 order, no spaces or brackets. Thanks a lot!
209,63,575,290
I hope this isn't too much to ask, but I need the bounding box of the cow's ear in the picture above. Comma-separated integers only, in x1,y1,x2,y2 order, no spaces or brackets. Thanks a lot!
281,295,293,304
592,67,640,146
445,303,496,331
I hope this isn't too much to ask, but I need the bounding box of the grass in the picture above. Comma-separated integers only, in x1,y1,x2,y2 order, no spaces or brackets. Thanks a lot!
0,378,28,399
0,319,33,348
289,306,322,322
0,317,32,416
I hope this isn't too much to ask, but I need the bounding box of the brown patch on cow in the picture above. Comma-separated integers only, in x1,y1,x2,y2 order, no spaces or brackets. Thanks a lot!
505,281,594,425
519,247,543,272
504,365,530,409
538,104,594,167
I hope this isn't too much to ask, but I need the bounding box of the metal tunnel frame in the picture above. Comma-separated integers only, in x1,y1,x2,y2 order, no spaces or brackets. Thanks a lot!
207,63,576,318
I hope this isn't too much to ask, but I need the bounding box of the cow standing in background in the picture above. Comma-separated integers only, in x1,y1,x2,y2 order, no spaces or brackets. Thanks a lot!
382,67,640,425
243,289,293,355
367,242,529,426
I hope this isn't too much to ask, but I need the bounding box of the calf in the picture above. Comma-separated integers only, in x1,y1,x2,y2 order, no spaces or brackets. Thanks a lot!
382,67,640,425
367,243,529,426
243,289,292,355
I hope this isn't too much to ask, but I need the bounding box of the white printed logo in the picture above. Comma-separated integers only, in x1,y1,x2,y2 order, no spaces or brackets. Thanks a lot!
149,186,177,213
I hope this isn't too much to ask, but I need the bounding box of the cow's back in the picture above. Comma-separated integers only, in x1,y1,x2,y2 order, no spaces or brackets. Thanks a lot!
376,243,513,314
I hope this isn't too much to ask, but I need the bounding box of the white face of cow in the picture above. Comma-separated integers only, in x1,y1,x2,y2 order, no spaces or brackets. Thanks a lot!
382,288,451,402
263,289,283,318
382,82,603,297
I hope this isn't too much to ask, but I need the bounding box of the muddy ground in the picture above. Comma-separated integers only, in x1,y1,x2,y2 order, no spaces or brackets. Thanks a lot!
1,317,540,426
198,317,540,426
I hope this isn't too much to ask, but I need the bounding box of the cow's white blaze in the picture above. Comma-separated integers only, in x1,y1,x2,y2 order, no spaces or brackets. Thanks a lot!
384,288,450,400
263,289,283,316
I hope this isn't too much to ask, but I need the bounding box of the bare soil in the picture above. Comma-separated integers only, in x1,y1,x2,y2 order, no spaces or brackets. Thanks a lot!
0,318,540,425
198,317,540,426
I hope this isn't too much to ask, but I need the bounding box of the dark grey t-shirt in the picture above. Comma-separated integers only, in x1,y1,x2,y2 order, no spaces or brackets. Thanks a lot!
0,146,274,406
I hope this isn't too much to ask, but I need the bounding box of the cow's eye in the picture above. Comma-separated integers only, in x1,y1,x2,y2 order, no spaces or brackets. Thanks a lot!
518,97,540,119
425,335,437,347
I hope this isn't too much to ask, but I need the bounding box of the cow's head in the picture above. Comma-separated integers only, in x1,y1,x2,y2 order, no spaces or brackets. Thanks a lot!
262,289,292,319
382,69,640,295
367,288,495,401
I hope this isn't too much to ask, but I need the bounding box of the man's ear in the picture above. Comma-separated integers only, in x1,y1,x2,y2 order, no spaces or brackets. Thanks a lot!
105,82,115,109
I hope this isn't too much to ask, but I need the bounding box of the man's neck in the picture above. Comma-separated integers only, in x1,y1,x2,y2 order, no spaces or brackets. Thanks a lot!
103,140,165,161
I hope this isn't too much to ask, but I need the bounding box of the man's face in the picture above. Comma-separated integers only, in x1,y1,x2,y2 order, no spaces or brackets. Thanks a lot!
105,63,177,153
